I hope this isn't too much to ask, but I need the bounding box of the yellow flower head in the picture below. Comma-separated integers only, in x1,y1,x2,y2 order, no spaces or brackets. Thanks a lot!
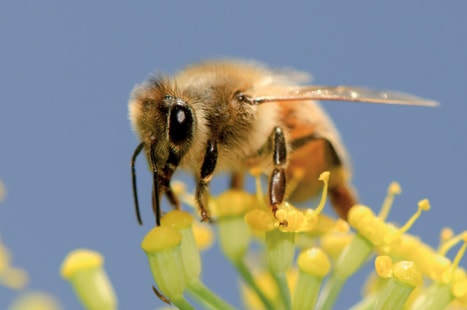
61,249,117,310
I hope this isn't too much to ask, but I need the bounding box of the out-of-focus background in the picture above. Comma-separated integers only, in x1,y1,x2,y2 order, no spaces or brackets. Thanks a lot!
1,2,466,309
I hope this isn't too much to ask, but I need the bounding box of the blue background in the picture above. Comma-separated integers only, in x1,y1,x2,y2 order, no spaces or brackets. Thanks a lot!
1,2,466,309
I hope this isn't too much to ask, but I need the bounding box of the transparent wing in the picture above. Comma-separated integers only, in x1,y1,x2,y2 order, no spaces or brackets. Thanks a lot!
246,85,438,107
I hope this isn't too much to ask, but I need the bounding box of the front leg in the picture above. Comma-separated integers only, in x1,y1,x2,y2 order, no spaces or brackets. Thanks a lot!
160,150,182,209
195,140,218,222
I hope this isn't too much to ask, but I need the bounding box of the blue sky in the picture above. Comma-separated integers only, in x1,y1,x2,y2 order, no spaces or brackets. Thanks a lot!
1,2,466,309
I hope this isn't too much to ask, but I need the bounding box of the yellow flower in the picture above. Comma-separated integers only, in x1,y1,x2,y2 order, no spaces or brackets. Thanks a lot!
49,176,466,309
61,249,117,310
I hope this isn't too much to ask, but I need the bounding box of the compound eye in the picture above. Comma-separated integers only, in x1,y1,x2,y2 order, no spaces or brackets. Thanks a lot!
168,104,193,145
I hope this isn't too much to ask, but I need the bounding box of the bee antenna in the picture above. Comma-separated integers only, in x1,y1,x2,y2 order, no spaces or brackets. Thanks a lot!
131,142,145,225
150,142,162,226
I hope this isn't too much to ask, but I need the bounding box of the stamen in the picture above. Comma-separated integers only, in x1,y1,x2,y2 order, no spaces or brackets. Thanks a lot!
438,227,455,252
314,171,330,216
378,181,401,221
439,230,466,257
398,199,430,235
442,232,467,284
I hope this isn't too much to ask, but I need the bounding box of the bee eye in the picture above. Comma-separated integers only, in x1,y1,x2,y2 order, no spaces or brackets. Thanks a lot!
168,105,193,145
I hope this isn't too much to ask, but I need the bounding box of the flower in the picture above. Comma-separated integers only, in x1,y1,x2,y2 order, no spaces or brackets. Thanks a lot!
61,249,117,310
139,209,234,309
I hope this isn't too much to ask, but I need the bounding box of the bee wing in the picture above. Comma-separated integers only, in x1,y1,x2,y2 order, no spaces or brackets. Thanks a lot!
247,85,438,107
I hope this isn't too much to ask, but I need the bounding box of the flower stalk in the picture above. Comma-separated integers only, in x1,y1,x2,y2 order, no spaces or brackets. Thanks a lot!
161,210,235,310
293,247,331,309
141,226,193,309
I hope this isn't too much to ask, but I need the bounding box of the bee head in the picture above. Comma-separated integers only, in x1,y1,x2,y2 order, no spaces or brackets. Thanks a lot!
129,78,196,168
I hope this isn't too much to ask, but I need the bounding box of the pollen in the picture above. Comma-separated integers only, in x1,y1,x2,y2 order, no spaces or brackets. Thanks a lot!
275,203,306,232
273,171,330,233
348,205,393,246
375,256,422,287
245,209,275,232
350,197,431,251
393,261,423,287
375,255,393,278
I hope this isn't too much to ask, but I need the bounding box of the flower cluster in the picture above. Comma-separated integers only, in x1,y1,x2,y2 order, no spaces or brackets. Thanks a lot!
99,171,464,309
24,169,463,309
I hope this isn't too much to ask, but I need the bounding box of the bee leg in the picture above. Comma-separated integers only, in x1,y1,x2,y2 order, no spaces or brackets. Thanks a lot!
163,187,180,209
196,140,218,222
289,133,323,151
230,172,245,190
131,142,145,225
149,142,162,226
329,183,357,220
161,150,182,209
152,285,171,305
320,139,358,220
268,127,287,217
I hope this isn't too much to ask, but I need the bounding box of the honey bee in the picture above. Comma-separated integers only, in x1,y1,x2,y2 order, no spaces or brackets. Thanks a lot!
129,60,437,226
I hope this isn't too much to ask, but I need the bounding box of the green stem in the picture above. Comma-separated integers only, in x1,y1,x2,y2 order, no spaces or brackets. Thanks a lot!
273,272,291,310
171,295,195,310
374,278,415,310
317,234,374,310
187,279,236,310
316,273,346,310
349,294,378,310
234,260,275,310
292,273,321,310
334,234,374,278
411,283,453,310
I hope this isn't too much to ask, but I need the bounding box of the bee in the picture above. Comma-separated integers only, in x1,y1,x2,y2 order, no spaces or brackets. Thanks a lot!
129,60,437,226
